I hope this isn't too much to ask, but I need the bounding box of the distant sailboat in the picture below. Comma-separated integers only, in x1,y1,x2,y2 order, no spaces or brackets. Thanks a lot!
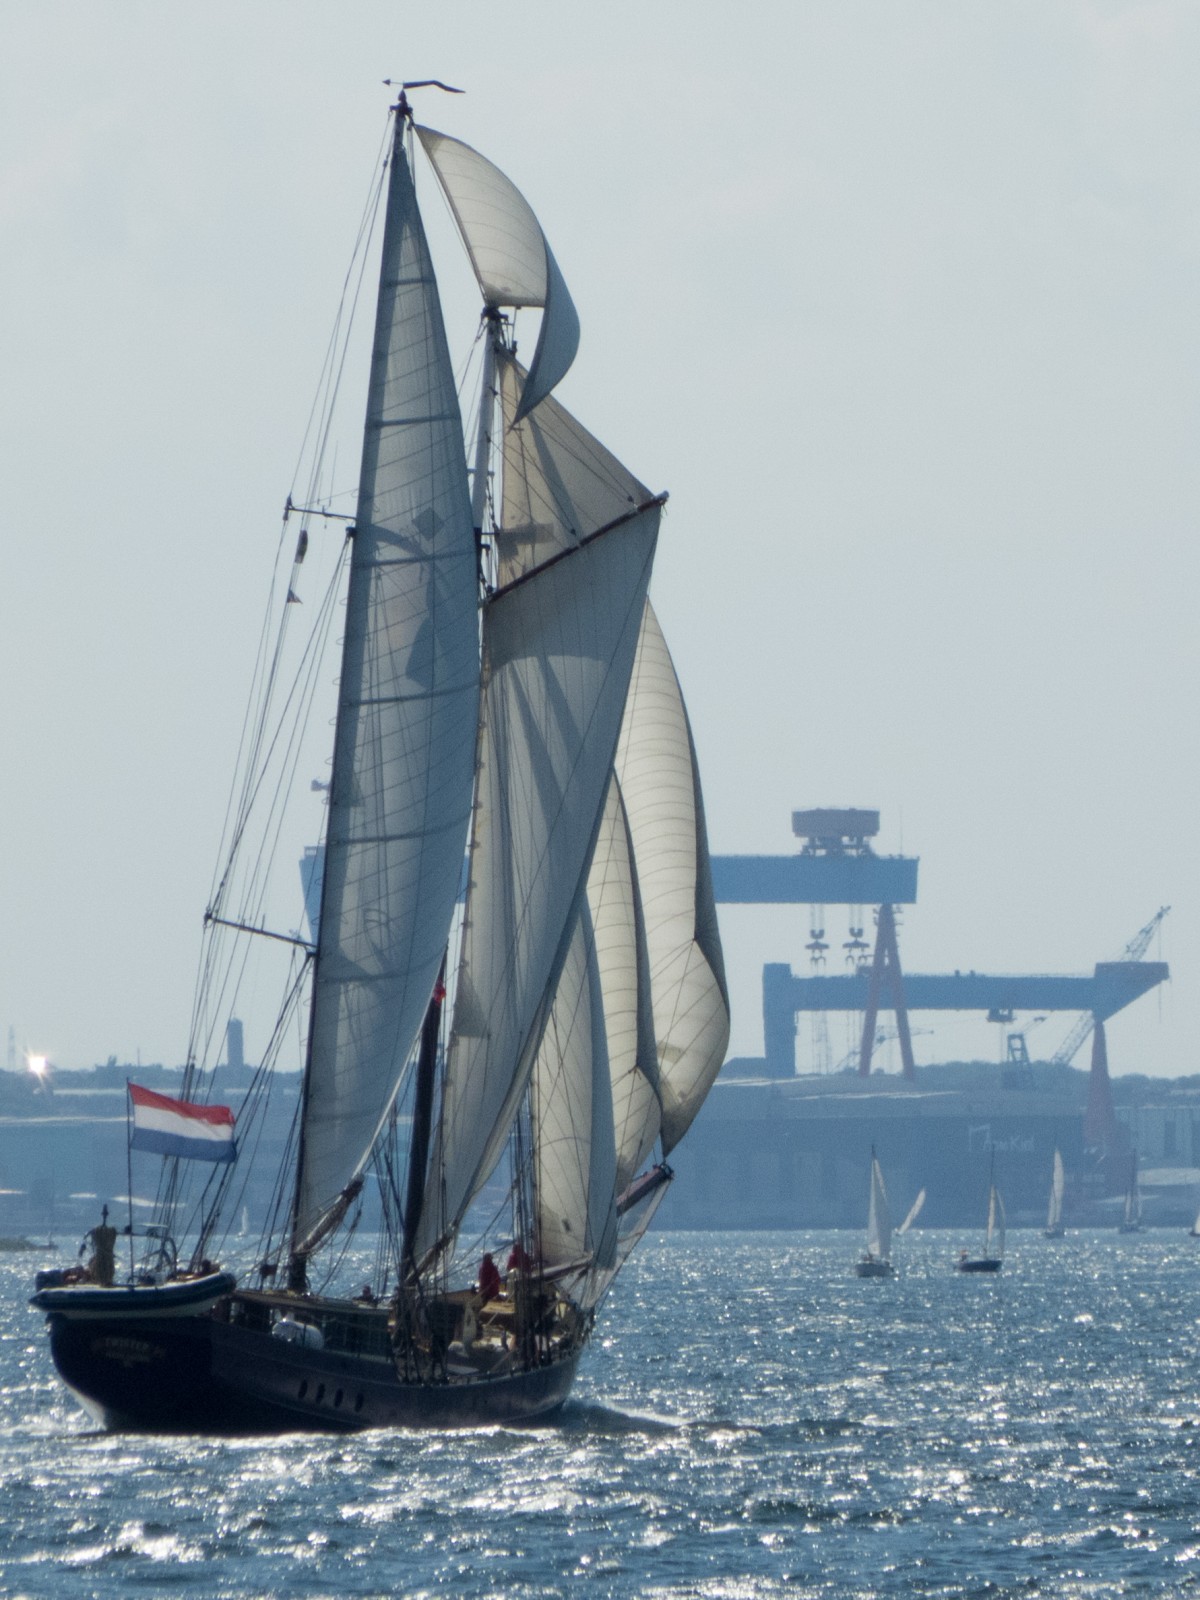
897,1187,926,1235
1189,1206,1200,1238
957,1161,1004,1273
1043,1149,1065,1239
1118,1153,1142,1233
855,1148,895,1278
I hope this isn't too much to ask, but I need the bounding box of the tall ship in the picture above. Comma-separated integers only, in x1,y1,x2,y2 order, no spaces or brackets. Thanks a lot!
32,87,729,1430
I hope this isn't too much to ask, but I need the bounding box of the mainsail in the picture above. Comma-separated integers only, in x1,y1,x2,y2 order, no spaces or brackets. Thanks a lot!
416,505,659,1259
295,121,479,1250
867,1152,892,1262
1047,1149,1065,1233
986,1184,1006,1259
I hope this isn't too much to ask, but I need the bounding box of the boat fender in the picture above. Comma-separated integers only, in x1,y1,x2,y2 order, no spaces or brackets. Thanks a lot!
271,1317,324,1349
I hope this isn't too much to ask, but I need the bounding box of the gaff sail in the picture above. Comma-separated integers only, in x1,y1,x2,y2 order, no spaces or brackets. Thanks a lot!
416,462,660,1262
294,128,480,1251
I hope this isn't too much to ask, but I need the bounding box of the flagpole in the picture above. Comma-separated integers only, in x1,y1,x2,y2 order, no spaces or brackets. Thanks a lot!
125,1080,135,1283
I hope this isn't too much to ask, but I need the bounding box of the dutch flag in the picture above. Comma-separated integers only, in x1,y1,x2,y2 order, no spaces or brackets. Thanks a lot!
129,1083,236,1164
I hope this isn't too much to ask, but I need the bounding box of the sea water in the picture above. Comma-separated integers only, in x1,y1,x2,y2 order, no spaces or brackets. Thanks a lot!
3,1230,1200,1598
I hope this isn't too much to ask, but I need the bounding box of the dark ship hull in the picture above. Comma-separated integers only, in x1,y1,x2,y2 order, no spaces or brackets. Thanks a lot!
38,1287,582,1433
956,1258,1001,1273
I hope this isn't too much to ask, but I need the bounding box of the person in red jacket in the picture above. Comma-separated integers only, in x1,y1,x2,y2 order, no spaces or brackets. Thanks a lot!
506,1240,532,1275
477,1252,501,1302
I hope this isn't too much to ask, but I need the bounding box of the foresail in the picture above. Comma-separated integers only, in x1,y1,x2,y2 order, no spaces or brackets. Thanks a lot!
416,128,579,419
590,778,661,1193
415,501,660,1261
898,1188,925,1234
296,130,479,1249
615,603,730,1154
531,900,618,1275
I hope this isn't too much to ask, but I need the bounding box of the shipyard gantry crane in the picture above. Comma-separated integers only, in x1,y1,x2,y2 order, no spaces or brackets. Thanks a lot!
710,812,1170,1081
1050,906,1170,1065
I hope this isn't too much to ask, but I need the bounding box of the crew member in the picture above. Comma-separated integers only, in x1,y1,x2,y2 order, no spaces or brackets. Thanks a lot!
477,1252,501,1302
83,1205,117,1287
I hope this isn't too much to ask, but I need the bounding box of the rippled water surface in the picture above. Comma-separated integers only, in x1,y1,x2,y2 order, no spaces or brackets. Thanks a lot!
4,1231,1200,1597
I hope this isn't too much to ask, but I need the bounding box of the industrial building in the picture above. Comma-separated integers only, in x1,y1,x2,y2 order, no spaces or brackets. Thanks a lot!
0,809,1178,1237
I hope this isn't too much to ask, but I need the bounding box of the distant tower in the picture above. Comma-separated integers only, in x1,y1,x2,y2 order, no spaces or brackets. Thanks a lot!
226,1018,245,1074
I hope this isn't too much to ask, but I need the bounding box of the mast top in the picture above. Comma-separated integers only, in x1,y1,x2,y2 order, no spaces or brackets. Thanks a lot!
383,79,465,121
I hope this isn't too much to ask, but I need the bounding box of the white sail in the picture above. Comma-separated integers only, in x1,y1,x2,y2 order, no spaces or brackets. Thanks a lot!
531,900,618,1274
496,352,651,584
416,128,579,420
615,604,730,1154
1047,1150,1065,1232
866,1153,892,1262
986,1184,1006,1259
416,502,660,1259
898,1187,926,1234
487,349,665,1199
495,355,728,1172
296,129,480,1248
589,780,661,1192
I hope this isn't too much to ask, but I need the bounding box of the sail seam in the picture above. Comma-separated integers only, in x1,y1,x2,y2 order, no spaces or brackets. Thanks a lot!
343,683,477,706
331,816,472,844
369,413,461,428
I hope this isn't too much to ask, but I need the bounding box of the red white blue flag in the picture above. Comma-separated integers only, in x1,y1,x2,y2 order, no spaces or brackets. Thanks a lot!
129,1083,236,1164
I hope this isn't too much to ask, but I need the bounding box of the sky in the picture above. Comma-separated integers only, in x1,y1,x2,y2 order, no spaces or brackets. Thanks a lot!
1,2,1196,1080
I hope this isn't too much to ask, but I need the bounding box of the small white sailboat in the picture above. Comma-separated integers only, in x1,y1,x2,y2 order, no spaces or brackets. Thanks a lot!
855,1148,895,1278
1043,1149,1065,1239
1118,1153,1142,1233
958,1162,1004,1272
